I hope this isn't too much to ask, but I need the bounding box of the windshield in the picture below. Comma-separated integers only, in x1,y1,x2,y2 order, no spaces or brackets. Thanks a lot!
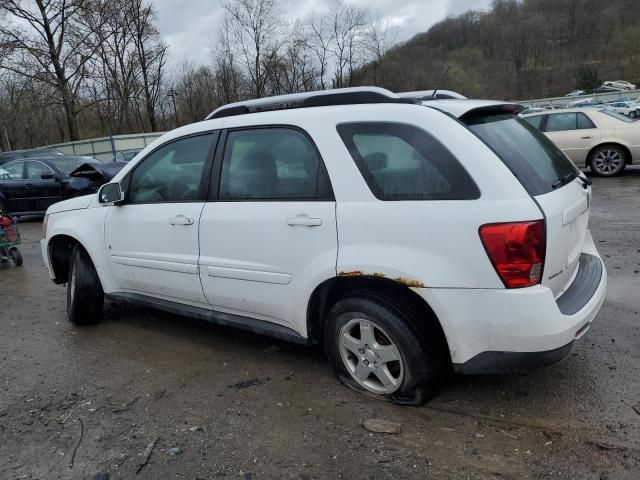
463,112,579,196
599,109,635,123
51,157,96,175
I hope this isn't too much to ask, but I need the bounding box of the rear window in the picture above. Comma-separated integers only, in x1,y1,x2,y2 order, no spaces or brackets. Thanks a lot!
337,122,479,201
463,113,578,196
599,109,635,123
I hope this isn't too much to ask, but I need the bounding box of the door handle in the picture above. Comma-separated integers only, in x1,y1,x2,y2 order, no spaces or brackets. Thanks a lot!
24,183,33,189
581,136,593,139
169,215,194,226
287,216,322,227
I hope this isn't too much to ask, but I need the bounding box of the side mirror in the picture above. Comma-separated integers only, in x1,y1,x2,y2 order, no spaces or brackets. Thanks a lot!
98,183,124,205
41,173,58,181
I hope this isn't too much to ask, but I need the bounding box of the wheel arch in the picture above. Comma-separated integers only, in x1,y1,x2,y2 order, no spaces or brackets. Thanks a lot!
48,234,87,284
306,275,452,363
588,142,632,165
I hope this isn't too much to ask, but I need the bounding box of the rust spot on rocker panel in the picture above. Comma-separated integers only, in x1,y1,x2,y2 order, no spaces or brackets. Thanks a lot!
337,271,425,288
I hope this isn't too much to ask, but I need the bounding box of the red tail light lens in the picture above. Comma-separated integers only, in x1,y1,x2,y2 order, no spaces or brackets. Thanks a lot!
479,220,545,289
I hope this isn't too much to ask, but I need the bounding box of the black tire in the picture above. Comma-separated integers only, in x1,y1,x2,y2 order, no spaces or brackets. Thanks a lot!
589,145,627,177
324,292,448,405
10,248,23,267
67,245,104,325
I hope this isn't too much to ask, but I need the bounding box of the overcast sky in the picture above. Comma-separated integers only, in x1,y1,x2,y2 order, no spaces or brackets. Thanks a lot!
154,0,492,72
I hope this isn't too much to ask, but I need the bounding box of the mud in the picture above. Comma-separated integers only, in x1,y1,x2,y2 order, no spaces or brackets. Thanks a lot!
1,169,639,479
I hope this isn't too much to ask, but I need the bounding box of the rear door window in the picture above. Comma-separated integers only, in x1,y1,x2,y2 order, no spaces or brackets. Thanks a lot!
218,128,333,201
3,161,25,180
337,122,479,201
464,112,578,196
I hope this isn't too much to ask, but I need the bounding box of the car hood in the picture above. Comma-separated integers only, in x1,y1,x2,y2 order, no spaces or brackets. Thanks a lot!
69,161,127,181
46,194,96,215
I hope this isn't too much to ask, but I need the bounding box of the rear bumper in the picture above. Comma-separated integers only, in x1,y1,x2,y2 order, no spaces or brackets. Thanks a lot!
416,232,607,372
454,340,576,374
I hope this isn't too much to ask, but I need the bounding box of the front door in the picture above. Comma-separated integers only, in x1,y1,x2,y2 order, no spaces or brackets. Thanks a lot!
198,127,337,332
25,161,64,212
104,132,217,306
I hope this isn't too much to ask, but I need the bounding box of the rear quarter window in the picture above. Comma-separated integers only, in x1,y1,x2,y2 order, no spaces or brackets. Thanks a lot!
463,112,578,196
337,122,479,201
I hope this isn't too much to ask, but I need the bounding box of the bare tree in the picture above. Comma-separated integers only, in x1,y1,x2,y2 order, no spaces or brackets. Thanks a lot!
128,0,167,132
328,0,366,87
364,14,396,86
0,0,105,140
222,0,286,98
304,13,333,89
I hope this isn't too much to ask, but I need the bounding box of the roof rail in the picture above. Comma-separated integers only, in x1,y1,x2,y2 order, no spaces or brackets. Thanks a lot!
205,87,418,120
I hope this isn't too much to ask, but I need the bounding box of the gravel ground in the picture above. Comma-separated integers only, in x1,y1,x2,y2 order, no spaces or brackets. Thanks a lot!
0,169,639,479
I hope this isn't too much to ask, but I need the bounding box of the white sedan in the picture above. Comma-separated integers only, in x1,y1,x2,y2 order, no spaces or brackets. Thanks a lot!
603,80,636,90
607,101,640,118
522,108,640,176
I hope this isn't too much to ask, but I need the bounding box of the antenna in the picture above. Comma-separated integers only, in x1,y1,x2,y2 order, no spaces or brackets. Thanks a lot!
432,64,452,99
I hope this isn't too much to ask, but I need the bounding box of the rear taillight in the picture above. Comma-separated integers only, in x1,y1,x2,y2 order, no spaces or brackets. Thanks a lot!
479,220,545,289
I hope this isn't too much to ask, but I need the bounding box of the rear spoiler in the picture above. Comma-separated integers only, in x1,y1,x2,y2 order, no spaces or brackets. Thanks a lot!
460,103,526,121
425,100,525,120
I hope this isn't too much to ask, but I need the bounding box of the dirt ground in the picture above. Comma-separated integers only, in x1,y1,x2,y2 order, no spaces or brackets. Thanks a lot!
1,170,639,480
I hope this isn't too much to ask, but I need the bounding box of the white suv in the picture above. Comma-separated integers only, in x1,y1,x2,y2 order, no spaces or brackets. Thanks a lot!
41,88,607,405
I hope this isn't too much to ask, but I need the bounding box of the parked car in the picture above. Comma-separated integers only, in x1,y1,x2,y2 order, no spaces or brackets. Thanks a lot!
565,90,586,97
41,88,606,405
108,148,142,163
397,90,467,101
0,147,64,165
521,108,640,176
0,156,123,216
606,101,640,118
603,80,636,91
592,85,623,94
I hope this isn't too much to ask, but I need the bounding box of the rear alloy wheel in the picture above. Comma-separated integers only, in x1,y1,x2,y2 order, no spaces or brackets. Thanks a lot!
338,318,404,395
325,293,448,405
67,245,104,325
589,146,626,177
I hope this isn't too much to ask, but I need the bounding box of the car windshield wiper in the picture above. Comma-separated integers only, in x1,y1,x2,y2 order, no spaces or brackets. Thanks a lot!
552,172,578,190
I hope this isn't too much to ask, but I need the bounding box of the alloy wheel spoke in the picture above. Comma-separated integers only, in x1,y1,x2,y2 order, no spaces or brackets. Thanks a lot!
374,344,400,364
359,320,376,346
353,361,370,382
342,333,362,356
373,365,397,387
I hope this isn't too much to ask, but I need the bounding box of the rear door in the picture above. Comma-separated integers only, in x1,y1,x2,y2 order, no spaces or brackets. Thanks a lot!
465,112,591,297
0,161,30,214
198,126,337,332
542,112,600,167
25,161,64,212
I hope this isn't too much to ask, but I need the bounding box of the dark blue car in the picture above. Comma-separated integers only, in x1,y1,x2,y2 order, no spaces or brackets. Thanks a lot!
0,156,125,216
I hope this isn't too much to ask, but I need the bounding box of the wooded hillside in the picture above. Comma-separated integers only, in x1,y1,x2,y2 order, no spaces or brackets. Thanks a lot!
354,0,640,100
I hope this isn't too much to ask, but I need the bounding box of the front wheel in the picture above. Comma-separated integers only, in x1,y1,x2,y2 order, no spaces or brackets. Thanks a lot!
10,248,22,266
324,293,448,405
589,145,627,177
67,246,104,324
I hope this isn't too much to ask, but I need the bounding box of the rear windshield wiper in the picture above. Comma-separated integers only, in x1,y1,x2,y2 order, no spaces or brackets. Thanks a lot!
552,172,578,190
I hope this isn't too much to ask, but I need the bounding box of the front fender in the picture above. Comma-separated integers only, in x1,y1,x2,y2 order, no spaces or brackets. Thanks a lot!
45,206,116,292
